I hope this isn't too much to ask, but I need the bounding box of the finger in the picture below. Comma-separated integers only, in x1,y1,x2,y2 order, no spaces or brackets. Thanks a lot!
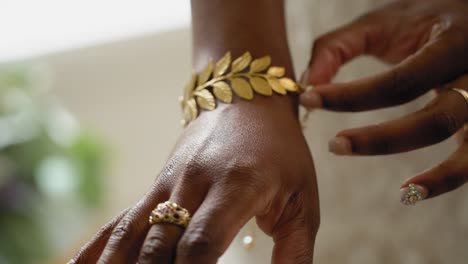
302,24,468,111
400,142,468,203
97,181,170,264
302,15,380,85
301,4,438,86
271,171,320,264
137,178,210,264
68,208,129,264
328,88,468,155
175,175,266,264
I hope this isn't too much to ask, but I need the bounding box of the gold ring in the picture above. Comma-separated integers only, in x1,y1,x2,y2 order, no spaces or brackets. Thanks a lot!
149,201,191,228
451,88,468,131
451,88,468,107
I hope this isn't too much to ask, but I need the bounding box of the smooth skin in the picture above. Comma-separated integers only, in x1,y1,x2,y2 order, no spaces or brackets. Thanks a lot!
300,0,468,199
70,0,320,263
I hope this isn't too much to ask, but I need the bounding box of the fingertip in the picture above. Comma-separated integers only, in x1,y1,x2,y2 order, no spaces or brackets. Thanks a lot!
328,136,353,155
300,89,323,109
399,183,429,206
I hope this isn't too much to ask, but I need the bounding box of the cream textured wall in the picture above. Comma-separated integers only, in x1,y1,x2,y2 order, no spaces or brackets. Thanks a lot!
40,0,468,263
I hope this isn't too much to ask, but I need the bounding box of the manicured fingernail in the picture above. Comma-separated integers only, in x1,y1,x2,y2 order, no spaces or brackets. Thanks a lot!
300,69,310,85
300,90,323,109
328,136,353,155
400,184,428,206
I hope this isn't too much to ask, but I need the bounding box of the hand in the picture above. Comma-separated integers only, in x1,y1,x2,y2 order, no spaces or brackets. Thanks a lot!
70,95,319,264
300,0,468,202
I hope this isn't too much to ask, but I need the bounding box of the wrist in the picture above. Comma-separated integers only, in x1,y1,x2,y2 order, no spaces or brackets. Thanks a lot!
180,51,300,126
189,93,301,133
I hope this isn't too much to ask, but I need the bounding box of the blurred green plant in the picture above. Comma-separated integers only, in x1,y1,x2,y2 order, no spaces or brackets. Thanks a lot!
0,65,106,264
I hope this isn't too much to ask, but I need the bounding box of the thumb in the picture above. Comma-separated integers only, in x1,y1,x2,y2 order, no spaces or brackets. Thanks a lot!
271,192,319,264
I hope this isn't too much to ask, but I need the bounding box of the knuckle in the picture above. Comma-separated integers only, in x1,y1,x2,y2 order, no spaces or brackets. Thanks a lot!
183,156,210,182
312,36,328,51
330,89,361,112
369,138,392,154
67,256,80,264
441,173,466,192
296,192,321,234
429,111,460,141
68,245,91,264
155,160,178,185
435,161,467,193
382,69,419,105
109,217,136,244
446,24,468,50
351,125,392,154
356,12,378,24
185,158,206,175
165,156,210,186
177,227,220,258
324,38,352,62
312,35,348,64
139,232,172,261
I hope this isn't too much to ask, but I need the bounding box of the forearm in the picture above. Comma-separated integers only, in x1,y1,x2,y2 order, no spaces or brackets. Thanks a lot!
191,0,294,77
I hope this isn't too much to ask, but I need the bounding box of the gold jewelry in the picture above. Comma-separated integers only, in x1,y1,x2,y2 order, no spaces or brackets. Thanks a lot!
149,201,191,228
179,51,305,126
451,88,468,109
450,88,468,131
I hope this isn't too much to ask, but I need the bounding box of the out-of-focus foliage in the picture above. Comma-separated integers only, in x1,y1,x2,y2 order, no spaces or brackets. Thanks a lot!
0,66,106,264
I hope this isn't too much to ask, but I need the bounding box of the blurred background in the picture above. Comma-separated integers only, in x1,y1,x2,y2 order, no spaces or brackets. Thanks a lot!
1,0,467,263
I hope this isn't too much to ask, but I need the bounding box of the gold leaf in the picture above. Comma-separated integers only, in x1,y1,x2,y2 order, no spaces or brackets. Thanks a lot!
179,96,186,109
182,106,191,125
181,98,198,125
297,83,306,93
279,78,298,92
194,89,216,110
249,77,272,96
231,78,254,100
231,52,252,73
213,81,233,103
214,52,231,77
186,98,198,120
198,59,214,86
267,77,287,95
267,67,285,78
184,73,197,98
249,56,271,73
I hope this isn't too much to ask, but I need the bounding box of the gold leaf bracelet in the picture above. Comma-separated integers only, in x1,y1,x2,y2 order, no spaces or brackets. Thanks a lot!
179,51,305,126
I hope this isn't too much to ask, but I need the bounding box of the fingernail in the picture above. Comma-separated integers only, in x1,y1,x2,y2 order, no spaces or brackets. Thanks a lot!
400,184,429,206
300,90,323,109
328,136,353,155
300,69,310,85
305,85,314,93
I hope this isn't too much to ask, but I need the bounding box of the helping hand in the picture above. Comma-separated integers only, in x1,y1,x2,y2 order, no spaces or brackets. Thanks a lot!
300,0,468,202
